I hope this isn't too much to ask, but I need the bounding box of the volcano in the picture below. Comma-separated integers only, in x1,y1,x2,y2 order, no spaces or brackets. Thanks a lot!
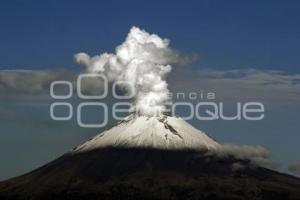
1,115,300,200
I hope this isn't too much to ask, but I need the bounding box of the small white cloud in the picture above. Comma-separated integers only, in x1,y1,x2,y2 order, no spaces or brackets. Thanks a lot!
214,143,279,170
169,68,300,106
288,161,300,175
0,69,77,95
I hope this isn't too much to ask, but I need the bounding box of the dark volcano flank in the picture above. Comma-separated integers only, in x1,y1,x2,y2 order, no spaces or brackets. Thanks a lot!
1,147,300,200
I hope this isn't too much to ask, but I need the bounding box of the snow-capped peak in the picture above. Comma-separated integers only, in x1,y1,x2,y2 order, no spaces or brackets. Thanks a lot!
72,115,220,153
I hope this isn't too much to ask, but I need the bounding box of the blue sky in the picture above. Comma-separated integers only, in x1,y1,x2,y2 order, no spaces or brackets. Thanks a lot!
0,0,300,72
0,0,300,180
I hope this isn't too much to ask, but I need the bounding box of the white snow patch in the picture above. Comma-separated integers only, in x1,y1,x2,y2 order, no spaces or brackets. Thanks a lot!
72,115,220,153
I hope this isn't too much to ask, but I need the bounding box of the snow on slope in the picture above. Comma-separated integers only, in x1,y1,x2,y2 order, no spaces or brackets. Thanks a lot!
72,115,220,153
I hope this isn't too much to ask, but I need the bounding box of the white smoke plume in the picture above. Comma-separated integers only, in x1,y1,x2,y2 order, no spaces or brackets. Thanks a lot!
75,26,194,116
